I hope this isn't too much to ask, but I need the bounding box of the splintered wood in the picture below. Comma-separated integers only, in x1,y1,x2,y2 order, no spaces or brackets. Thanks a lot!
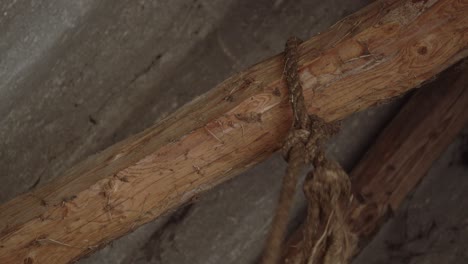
0,0,467,263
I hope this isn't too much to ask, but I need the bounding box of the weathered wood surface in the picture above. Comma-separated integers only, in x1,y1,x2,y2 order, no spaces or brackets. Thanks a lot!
0,0,467,263
282,62,468,263
349,65,468,239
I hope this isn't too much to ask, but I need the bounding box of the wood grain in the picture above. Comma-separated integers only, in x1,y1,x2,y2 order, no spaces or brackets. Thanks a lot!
349,62,468,239
283,62,468,263
0,0,467,263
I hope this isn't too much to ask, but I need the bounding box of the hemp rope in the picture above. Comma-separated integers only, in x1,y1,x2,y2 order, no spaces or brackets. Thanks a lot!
261,37,356,264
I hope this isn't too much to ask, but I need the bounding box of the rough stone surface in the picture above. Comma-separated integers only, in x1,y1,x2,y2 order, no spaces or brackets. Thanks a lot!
1,1,467,264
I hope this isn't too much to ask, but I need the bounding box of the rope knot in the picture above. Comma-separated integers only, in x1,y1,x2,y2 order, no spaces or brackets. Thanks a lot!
282,114,339,164
261,36,355,264
282,128,310,162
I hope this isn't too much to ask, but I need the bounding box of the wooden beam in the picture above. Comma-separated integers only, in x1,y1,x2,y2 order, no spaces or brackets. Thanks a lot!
1,0,467,263
349,65,468,241
282,62,468,263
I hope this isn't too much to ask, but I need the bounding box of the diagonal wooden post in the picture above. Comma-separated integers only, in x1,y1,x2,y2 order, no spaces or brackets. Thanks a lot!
0,0,467,263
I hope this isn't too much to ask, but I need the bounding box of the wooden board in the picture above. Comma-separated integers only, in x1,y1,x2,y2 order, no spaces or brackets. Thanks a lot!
0,0,467,263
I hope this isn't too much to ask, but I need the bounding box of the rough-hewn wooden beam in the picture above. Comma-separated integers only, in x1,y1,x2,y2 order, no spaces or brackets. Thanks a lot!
349,65,468,241
1,0,467,263
282,62,468,263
